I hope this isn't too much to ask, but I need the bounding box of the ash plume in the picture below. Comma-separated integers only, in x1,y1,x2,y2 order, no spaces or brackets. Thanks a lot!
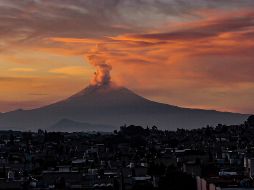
86,45,112,86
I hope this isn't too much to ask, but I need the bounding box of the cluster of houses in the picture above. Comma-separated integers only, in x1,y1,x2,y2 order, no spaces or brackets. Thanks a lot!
0,117,254,189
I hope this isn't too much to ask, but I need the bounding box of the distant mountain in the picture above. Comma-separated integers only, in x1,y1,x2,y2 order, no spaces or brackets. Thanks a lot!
48,118,116,132
0,82,249,131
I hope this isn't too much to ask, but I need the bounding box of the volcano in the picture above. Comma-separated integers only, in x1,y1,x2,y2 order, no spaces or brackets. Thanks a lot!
0,83,249,131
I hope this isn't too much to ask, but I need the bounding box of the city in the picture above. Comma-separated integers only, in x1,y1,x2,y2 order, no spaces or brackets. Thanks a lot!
0,116,253,189
1,0,254,190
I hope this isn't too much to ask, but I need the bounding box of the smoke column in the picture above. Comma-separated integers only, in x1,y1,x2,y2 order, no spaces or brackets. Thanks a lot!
86,45,112,86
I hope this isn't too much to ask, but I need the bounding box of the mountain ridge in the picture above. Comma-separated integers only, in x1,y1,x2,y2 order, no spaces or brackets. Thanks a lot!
48,118,116,132
0,83,249,131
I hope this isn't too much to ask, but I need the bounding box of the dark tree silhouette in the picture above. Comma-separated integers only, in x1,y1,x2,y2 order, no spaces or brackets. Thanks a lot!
246,115,254,127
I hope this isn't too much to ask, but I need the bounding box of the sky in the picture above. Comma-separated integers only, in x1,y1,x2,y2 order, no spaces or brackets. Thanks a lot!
0,0,254,114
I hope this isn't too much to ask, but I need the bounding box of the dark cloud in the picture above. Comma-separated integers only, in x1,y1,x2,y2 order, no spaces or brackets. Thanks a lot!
1,0,254,43
127,11,254,41
0,0,139,47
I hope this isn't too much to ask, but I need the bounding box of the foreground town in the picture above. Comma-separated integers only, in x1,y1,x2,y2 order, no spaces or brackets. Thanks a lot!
0,116,254,190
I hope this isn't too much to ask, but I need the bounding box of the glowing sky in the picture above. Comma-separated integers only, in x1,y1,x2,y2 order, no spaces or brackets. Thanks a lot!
1,0,254,113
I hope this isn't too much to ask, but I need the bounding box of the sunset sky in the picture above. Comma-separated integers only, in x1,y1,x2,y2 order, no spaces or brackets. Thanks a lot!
0,0,254,113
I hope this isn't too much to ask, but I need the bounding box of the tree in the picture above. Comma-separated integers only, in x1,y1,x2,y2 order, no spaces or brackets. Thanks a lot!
246,115,254,127
120,125,147,136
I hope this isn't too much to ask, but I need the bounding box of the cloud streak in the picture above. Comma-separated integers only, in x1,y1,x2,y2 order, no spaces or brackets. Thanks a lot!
1,0,254,113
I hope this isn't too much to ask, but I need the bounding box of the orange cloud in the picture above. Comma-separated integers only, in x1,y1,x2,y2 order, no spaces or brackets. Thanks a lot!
49,66,92,76
1,1,254,113
39,9,254,113
50,37,103,44
9,68,36,72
